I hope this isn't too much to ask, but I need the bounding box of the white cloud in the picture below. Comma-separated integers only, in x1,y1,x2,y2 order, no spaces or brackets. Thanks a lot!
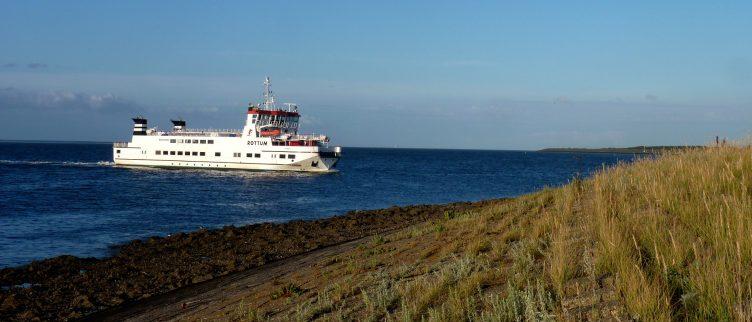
0,87,139,112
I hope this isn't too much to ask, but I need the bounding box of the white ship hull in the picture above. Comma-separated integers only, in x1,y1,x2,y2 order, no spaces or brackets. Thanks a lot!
113,136,340,172
113,156,339,172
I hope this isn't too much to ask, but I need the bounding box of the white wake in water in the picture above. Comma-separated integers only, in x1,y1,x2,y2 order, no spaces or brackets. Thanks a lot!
0,160,115,167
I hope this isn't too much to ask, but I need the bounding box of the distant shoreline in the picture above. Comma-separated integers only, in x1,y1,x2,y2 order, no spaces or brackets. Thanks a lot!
538,145,702,154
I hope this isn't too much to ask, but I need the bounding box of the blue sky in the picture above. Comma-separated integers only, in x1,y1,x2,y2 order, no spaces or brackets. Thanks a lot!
1,1,750,149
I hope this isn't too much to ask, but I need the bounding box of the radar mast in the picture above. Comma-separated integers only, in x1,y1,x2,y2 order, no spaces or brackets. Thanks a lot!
263,76,275,110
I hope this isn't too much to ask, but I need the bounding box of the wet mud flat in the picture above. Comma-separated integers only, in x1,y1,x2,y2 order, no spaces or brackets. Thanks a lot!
0,200,501,321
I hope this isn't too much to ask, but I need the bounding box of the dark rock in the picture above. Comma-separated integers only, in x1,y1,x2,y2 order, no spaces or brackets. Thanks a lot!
72,295,93,309
1,294,18,311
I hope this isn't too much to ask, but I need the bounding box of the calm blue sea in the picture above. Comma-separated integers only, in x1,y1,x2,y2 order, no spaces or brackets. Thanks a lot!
0,142,635,267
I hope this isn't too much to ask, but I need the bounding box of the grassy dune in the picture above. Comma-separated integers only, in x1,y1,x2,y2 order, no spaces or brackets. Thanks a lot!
219,146,751,321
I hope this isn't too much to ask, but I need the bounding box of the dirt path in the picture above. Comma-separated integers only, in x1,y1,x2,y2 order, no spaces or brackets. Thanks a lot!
89,237,368,321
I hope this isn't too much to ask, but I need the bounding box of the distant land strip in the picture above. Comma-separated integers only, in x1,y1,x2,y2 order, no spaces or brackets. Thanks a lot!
538,145,704,154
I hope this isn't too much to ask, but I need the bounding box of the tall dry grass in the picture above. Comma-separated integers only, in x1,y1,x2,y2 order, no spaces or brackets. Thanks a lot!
592,147,752,320
239,145,752,321
547,145,752,320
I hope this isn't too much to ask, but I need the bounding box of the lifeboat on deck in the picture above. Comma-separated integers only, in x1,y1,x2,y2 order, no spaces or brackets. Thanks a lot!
259,126,282,137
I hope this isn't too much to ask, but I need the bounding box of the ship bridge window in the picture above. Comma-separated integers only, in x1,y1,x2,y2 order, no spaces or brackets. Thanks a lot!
246,153,252,158
178,151,183,155
170,151,176,155
208,140,214,144
288,154,295,159
200,152,206,156
215,152,221,156
163,150,168,155
192,152,198,156
184,151,189,155
279,154,286,159
255,153,261,158
185,140,190,144
193,139,199,144
200,140,206,144
233,153,241,158
116,149,121,153
156,151,161,155
170,139,176,143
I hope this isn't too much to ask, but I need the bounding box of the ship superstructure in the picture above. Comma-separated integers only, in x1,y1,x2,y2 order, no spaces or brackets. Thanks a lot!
113,77,342,172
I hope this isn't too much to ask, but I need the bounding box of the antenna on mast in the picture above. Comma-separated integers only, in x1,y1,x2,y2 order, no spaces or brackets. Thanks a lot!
263,76,275,110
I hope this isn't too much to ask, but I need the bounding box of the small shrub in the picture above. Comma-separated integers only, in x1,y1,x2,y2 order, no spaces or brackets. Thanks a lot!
370,234,386,246
271,282,305,299
468,239,492,256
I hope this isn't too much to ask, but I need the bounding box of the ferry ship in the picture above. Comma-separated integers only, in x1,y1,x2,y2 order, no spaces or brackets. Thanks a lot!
113,77,342,172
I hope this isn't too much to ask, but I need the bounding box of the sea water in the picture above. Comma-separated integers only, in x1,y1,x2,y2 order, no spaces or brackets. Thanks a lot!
0,142,635,267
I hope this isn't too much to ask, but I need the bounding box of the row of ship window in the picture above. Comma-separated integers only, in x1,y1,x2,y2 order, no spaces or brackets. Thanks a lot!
169,139,214,144
157,151,205,156
155,150,295,159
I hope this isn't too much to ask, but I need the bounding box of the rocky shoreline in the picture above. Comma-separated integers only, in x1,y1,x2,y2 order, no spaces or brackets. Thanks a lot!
0,200,500,321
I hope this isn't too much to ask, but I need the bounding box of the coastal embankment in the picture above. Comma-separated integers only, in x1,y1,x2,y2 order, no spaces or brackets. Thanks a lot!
3,145,752,321
0,201,497,321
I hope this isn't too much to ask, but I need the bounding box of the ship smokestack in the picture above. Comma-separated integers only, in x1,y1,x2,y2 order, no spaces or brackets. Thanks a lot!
132,117,147,135
171,119,186,131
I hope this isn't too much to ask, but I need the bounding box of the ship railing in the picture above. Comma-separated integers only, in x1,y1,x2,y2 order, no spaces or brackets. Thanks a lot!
264,120,298,128
148,129,243,137
289,134,328,141
113,142,129,148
